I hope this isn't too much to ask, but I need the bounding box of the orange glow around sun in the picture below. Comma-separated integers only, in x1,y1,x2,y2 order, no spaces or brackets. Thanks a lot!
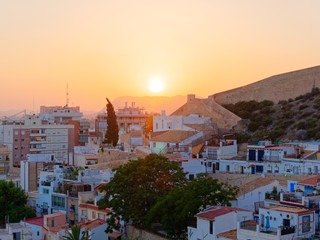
148,76,165,93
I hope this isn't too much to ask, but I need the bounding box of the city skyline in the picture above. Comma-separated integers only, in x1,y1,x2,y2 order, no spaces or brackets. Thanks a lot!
1,0,320,112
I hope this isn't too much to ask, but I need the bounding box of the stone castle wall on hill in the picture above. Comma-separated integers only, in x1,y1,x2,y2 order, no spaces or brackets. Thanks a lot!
213,65,320,105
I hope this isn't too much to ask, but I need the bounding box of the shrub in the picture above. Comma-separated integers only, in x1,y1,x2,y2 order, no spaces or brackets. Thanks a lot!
299,104,308,110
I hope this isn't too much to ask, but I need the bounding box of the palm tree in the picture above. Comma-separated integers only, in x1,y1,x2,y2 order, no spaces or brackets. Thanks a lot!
63,224,93,240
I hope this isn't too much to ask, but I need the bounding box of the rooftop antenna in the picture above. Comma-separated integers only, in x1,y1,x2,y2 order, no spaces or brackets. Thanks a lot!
66,84,69,107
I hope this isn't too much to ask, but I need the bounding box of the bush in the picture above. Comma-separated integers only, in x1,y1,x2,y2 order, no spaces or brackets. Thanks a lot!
299,104,308,110
261,115,273,127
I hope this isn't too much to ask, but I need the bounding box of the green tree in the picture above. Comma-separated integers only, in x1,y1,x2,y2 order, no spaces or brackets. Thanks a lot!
146,174,238,239
63,224,92,240
97,154,187,232
0,180,35,223
104,98,119,147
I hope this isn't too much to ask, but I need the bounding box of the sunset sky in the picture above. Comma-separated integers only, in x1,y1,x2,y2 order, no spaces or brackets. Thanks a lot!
1,0,320,113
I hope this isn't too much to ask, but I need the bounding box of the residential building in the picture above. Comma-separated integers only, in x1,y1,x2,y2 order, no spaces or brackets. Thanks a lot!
153,110,212,132
72,146,98,166
78,183,110,222
150,130,203,157
0,145,10,174
79,219,110,240
173,158,214,180
39,105,82,123
238,206,315,240
21,216,44,240
231,178,286,212
20,153,61,192
188,206,252,240
116,102,149,133
0,223,33,240
42,212,68,240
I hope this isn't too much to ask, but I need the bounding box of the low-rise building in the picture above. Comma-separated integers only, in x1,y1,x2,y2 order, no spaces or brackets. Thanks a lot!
173,158,214,180
0,223,33,240
188,206,252,240
238,206,315,240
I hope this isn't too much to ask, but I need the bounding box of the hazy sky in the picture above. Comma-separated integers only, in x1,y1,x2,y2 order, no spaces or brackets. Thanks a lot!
1,0,320,112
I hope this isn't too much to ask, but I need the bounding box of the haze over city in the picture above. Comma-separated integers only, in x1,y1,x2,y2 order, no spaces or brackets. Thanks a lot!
1,0,320,113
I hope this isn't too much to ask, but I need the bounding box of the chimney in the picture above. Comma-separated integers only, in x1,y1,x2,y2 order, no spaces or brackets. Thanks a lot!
187,94,196,102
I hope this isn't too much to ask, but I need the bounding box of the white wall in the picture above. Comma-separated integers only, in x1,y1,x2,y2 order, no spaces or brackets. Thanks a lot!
232,181,286,212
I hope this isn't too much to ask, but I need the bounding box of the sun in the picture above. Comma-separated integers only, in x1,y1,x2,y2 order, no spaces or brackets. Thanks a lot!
148,76,165,93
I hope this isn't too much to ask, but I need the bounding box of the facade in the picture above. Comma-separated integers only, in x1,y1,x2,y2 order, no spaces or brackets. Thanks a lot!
150,130,202,157
0,223,33,240
173,158,214,180
0,145,10,174
188,206,252,240
153,110,212,132
42,212,67,240
238,206,315,240
116,102,149,133
73,146,98,166
21,216,44,240
79,219,109,240
78,183,110,222
231,179,286,212
39,105,82,123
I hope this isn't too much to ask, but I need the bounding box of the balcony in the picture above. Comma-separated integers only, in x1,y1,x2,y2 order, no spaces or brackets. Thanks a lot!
281,226,295,235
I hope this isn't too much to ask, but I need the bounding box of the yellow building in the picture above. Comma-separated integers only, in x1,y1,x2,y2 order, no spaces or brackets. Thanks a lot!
0,145,10,174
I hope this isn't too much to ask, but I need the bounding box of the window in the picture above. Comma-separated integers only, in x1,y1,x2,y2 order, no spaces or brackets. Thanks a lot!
21,130,25,135
92,211,96,219
52,220,55,227
37,231,40,236
14,131,18,135
208,162,212,168
43,188,49,194
226,165,230,172
210,221,213,234
153,142,156,148
14,139,18,142
14,154,18,158
21,138,24,142
52,196,65,208
98,213,103,219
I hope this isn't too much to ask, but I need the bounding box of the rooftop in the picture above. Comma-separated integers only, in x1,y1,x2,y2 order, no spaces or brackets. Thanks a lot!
195,206,249,220
217,229,237,240
21,216,44,227
80,219,107,230
79,204,110,214
150,130,197,143
44,212,66,219
297,175,320,187
261,206,313,214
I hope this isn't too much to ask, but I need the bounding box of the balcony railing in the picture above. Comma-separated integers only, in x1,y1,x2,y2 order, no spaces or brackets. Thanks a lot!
281,226,295,235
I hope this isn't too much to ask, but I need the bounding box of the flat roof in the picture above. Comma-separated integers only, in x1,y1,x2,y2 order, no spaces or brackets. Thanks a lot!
261,206,313,214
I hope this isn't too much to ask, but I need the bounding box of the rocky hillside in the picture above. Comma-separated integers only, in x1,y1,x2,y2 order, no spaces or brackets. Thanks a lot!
214,65,320,105
224,88,320,141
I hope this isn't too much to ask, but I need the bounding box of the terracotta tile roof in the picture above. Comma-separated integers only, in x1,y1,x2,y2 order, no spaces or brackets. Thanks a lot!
79,203,111,213
195,206,249,220
44,212,66,218
22,216,44,226
297,175,320,187
184,124,213,132
80,219,107,230
192,143,204,155
261,206,314,214
150,130,197,143
94,183,107,192
217,229,237,240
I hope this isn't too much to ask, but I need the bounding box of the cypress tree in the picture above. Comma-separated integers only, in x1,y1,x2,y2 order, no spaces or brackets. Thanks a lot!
104,98,119,147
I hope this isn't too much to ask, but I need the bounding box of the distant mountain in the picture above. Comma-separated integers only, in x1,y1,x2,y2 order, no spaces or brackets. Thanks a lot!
111,95,194,115
214,65,320,105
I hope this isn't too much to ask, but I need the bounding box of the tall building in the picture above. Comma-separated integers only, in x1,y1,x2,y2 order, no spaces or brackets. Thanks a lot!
0,114,75,165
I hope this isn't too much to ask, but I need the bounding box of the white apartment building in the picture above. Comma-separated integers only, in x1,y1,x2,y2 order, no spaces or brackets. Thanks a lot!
153,110,212,132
